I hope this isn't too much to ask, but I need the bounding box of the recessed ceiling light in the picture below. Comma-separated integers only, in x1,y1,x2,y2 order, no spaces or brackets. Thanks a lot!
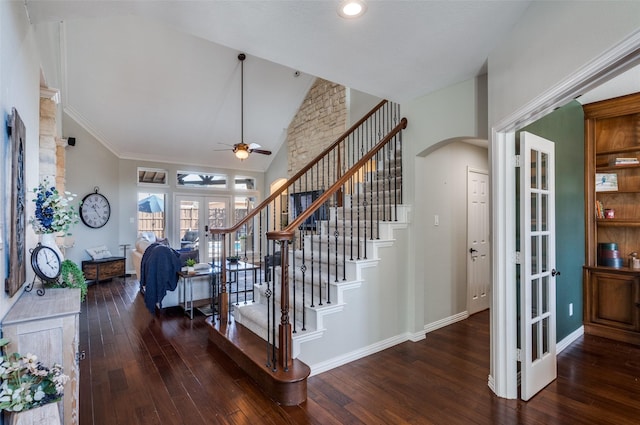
338,0,367,19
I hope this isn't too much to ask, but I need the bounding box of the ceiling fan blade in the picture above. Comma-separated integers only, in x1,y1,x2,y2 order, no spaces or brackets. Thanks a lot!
248,143,262,150
250,149,272,155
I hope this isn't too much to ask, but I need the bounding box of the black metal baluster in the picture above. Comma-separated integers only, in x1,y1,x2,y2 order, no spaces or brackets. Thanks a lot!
349,134,355,261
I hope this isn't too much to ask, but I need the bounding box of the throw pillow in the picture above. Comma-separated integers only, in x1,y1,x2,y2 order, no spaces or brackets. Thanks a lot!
86,245,112,260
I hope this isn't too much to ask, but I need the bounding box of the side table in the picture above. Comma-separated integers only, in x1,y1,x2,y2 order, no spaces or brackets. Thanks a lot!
178,267,218,319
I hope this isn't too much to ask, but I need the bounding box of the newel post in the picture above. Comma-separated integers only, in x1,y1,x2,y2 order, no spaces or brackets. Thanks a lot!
211,230,229,323
267,229,293,370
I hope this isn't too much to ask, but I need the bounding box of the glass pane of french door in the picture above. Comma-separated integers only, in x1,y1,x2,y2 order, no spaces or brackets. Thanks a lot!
176,195,229,263
178,198,200,250
207,199,227,262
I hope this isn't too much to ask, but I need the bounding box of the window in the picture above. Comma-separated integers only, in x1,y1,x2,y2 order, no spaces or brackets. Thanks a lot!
137,192,166,239
234,176,256,190
138,167,168,186
177,171,227,188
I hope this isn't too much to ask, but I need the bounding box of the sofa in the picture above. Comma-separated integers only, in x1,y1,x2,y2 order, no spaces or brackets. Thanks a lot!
133,232,211,308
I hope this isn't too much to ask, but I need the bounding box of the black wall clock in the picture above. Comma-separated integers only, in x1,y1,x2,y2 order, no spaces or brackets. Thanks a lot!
30,243,61,282
80,187,111,229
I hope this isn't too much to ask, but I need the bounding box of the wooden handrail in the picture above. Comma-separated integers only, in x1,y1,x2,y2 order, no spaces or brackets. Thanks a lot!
267,117,407,241
210,100,389,236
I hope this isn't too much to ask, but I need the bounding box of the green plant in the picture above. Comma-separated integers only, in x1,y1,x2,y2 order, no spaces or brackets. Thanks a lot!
185,258,196,267
49,260,87,301
0,338,69,412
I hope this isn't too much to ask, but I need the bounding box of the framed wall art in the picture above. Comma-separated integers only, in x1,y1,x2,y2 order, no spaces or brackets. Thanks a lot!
5,107,26,297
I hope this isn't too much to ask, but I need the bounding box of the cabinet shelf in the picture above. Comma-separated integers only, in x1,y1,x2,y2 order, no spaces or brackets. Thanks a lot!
584,92,640,346
597,219,640,227
596,164,640,172
596,145,640,156
584,265,640,274
596,190,640,194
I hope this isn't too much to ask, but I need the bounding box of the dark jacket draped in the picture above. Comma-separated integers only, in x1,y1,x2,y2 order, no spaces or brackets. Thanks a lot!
140,243,181,312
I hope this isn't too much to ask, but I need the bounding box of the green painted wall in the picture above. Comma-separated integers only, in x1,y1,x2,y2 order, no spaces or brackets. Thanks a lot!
523,100,585,341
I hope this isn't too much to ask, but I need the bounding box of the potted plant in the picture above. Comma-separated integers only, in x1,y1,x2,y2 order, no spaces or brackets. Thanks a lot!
48,260,87,302
185,258,196,274
0,338,68,423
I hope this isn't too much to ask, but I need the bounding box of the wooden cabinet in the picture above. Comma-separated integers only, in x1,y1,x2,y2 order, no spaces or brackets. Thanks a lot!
1,289,81,425
584,92,640,344
583,267,640,343
82,256,125,282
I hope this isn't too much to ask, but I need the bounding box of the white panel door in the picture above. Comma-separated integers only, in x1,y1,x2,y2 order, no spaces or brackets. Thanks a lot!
467,168,491,315
520,131,557,401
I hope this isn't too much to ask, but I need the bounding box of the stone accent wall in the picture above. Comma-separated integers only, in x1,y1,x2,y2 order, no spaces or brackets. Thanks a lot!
39,90,67,192
287,79,346,177
39,96,58,184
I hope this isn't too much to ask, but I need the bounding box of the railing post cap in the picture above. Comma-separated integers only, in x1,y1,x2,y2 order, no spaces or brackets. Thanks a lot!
267,230,294,241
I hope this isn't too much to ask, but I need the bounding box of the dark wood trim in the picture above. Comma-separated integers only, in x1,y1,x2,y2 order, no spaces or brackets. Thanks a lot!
208,318,310,406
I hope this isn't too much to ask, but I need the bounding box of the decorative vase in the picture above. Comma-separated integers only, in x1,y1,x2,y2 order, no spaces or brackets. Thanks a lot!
5,402,61,425
40,233,64,261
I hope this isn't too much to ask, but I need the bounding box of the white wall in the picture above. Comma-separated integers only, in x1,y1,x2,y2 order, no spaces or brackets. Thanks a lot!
264,138,288,189
488,1,640,126
63,113,121,267
347,88,383,126
0,2,45,319
419,142,488,323
402,77,487,333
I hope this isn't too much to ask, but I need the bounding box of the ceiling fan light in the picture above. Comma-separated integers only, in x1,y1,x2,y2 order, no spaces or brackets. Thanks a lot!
235,147,249,160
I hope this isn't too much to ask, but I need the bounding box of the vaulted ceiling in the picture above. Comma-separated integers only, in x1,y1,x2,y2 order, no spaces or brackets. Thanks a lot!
26,1,636,173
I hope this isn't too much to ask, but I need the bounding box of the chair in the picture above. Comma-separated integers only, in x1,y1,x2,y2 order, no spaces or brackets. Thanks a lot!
178,249,199,267
264,251,281,282
180,230,199,250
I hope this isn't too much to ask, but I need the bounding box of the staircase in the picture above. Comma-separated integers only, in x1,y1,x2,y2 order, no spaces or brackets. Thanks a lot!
235,201,410,359
208,101,407,405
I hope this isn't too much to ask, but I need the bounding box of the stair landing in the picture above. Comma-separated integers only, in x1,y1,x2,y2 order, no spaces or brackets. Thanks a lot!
207,317,311,406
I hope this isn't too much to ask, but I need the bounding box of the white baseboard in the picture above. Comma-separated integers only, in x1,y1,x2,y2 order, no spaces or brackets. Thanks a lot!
309,333,411,377
424,311,469,333
557,325,584,354
309,312,471,376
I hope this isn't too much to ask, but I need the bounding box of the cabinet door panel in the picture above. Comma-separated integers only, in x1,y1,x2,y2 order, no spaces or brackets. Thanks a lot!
591,272,639,331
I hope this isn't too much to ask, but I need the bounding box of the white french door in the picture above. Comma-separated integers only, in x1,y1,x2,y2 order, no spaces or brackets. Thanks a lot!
175,195,230,263
519,131,557,401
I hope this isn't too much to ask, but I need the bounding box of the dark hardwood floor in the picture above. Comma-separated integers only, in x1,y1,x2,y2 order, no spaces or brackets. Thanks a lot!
80,278,640,424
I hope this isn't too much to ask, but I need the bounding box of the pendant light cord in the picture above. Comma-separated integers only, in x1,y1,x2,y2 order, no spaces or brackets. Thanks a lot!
239,53,246,144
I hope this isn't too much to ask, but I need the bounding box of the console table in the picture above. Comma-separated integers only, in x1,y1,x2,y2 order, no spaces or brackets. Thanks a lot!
1,289,81,425
82,256,125,283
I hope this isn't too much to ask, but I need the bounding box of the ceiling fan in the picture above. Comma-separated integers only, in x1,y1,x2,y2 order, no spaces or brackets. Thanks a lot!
216,53,272,160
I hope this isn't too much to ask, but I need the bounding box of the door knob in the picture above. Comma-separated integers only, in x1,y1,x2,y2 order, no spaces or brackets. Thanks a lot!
469,248,478,254
551,269,561,276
